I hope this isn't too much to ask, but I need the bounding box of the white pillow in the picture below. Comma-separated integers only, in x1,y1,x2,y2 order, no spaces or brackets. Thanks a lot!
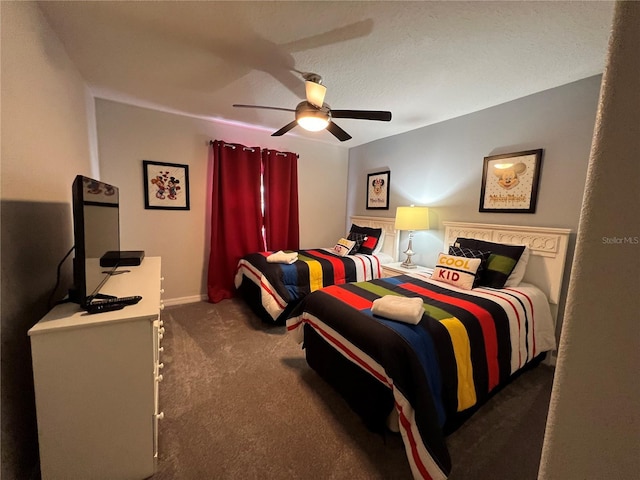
332,238,356,257
373,232,386,254
431,252,482,290
504,246,530,287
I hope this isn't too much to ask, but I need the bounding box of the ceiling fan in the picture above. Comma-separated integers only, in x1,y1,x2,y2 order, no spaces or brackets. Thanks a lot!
233,73,392,141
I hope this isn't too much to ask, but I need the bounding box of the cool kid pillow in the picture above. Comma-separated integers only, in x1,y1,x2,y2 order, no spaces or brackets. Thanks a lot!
431,252,482,290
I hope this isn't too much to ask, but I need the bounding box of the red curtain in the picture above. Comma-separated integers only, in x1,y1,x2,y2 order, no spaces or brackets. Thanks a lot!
262,149,300,251
207,141,263,302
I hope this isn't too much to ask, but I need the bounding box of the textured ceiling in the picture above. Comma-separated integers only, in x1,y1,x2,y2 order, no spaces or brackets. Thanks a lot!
38,1,615,147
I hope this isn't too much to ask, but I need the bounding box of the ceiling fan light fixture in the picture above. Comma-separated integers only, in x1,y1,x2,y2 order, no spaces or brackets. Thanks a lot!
296,102,330,131
297,115,330,131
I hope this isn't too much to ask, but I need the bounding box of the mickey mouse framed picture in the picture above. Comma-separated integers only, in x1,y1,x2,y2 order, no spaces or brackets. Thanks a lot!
367,170,390,210
143,160,190,210
479,149,543,213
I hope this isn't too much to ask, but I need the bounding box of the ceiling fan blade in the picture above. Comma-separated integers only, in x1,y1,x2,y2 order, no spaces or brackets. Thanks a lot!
233,104,295,113
271,121,298,137
331,110,392,121
326,121,352,142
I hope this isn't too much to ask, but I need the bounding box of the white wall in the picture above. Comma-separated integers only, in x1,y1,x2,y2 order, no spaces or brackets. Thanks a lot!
95,99,349,304
1,2,96,478
539,2,640,478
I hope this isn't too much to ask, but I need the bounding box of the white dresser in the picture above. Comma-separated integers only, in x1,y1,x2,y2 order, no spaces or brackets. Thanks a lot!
29,257,165,480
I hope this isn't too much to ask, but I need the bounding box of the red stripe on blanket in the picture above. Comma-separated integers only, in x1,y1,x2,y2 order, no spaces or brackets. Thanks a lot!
395,400,435,480
505,288,536,357
236,261,287,310
304,316,390,387
306,249,347,284
323,284,373,310
400,282,500,391
479,289,523,368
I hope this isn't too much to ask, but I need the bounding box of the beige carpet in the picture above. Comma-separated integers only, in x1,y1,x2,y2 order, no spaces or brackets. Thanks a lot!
150,299,554,480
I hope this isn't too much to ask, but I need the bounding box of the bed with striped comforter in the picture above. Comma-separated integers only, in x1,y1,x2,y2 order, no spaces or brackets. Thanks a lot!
234,249,385,322
286,272,555,480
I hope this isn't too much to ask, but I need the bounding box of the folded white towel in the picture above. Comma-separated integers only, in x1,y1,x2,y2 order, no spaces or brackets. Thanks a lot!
266,250,299,264
371,296,424,325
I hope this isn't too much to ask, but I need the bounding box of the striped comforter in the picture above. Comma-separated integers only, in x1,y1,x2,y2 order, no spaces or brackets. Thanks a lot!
234,249,384,322
286,273,555,480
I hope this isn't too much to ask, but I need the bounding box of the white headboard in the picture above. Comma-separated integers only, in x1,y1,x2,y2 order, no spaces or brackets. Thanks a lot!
350,216,400,261
443,221,571,307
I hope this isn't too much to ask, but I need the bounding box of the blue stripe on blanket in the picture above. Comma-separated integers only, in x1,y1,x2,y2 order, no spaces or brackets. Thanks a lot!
361,304,446,427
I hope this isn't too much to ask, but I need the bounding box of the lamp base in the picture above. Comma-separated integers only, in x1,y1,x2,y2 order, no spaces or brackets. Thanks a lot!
401,231,417,269
401,257,417,269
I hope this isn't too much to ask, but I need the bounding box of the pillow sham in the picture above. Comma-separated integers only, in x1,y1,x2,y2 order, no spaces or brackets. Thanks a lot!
454,238,525,289
332,238,356,257
373,232,386,254
431,252,482,290
504,245,530,287
448,246,491,287
348,224,383,254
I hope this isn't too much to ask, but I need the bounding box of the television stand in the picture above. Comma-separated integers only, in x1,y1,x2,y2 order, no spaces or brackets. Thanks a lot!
29,257,164,479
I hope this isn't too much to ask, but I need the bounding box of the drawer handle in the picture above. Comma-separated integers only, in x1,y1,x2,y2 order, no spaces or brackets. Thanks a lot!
158,346,164,353
156,374,163,382
158,362,164,369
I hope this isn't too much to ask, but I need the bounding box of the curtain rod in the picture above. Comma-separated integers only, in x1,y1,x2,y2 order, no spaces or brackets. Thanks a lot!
208,140,298,157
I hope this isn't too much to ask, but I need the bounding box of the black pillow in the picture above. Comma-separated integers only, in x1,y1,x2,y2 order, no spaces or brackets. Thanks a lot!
454,238,525,288
348,224,383,254
448,246,492,288
346,231,367,253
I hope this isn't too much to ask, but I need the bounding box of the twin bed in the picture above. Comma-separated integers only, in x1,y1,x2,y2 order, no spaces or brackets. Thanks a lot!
234,216,399,323
235,219,571,480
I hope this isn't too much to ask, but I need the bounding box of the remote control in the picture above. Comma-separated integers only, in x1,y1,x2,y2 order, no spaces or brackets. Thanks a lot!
85,295,143,314
86,302,126,314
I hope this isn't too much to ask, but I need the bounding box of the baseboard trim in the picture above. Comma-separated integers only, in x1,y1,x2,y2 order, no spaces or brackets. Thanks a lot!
163,294,208,307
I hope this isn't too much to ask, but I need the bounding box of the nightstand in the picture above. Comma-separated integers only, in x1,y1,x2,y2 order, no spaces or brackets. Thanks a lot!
382,262,434,278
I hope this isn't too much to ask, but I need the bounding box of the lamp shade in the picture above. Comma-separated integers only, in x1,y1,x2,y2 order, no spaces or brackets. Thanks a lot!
394,206,430,231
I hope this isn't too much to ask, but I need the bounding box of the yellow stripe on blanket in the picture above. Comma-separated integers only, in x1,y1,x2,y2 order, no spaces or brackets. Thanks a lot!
440,317,477,411
297,255,324,292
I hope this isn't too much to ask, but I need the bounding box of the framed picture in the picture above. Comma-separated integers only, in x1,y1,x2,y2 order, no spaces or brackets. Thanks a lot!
143,160,190,210
479,149,543,213
366,170,390,210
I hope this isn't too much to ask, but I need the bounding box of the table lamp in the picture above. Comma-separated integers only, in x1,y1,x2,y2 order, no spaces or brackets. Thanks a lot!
394,205,430,268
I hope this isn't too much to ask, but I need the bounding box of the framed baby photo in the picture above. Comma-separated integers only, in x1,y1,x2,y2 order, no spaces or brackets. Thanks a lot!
479,149,543,213
366,170,390,210
143,160,190,210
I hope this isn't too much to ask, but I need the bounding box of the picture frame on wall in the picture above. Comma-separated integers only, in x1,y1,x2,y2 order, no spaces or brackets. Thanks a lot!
479,149,543,213
366,170,390,210
143,160,190,210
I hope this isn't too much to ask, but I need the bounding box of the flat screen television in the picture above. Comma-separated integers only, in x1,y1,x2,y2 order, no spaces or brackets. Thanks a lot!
69,175,120,308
